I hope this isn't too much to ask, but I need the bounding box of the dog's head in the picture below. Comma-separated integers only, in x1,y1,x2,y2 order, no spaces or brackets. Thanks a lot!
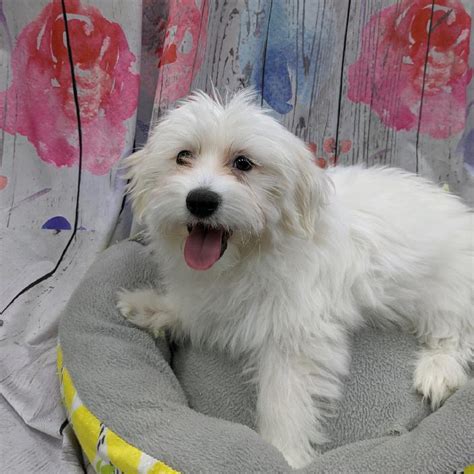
126,90,331,271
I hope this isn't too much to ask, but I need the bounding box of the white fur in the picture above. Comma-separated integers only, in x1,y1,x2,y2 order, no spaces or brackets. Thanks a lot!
118,90,473,469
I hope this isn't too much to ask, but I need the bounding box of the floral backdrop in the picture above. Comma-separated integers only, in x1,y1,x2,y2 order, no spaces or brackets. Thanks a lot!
349,0,471,139
0,0,472,470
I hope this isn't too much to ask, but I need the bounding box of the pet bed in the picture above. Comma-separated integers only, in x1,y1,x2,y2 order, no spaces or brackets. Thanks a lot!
58,239,474,473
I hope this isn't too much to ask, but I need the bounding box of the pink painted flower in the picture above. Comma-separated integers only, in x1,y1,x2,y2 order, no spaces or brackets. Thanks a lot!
308,138,352,168
339,139,352,154
323,138,336,154
307,142,318,154
0,0,139,175
348,0,472,139
154,0,209,107
316,157,328,169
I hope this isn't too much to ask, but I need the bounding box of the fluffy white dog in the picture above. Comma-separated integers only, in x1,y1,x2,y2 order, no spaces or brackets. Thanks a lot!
117,90,473,468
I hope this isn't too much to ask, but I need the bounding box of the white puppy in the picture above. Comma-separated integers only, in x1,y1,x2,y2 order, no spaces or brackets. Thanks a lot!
118,90,473,468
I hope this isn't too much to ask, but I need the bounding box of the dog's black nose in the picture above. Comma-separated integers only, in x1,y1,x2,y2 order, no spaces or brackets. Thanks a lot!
186,188,221,218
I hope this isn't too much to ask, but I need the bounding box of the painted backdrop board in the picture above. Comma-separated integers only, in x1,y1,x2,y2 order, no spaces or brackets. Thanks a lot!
152,0,472,201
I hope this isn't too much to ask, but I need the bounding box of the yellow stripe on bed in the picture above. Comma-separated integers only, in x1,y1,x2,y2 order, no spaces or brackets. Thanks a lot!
57,346,178,474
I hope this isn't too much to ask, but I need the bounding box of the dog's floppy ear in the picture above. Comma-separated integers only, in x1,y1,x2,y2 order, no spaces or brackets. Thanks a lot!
283,143,332,239
122,149,149,222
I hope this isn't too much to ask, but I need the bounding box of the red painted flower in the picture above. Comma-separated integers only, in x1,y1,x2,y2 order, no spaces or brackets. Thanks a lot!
154,0,209,107
348,0,471,139
0,0,139,174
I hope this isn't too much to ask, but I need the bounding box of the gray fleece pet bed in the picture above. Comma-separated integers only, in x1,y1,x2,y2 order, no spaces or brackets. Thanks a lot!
58,239,474,473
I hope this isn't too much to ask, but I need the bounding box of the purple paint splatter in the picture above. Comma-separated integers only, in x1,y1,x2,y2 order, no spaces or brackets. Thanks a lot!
42,216,72,230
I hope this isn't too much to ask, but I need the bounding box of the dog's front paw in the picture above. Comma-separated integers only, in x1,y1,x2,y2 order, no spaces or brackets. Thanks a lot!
116,288,173,338
414,352,468,409
116,289,140,320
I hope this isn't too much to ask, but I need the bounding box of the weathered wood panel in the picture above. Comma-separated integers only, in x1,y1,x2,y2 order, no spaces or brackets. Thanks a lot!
151,0,472,202
337,0,472,202
337,0,408,169
415,0,471,190
148,0,353,166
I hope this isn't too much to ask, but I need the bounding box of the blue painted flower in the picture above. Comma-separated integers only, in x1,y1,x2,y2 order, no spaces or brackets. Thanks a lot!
239,2,335,116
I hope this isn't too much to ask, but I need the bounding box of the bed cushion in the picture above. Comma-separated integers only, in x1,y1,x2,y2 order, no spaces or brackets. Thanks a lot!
58,239,474,473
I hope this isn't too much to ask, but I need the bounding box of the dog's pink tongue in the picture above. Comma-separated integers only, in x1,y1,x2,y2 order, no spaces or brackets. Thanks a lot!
184,226,223,270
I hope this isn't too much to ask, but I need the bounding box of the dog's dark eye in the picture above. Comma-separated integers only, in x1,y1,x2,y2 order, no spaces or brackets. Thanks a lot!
177,150,193,165
233,155,253,172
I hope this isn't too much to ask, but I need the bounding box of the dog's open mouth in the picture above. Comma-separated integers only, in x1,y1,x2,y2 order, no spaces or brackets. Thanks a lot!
184,223,231,270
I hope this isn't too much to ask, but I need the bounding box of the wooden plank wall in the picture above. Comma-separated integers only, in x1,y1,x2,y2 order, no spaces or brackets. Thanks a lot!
154,0,473,203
